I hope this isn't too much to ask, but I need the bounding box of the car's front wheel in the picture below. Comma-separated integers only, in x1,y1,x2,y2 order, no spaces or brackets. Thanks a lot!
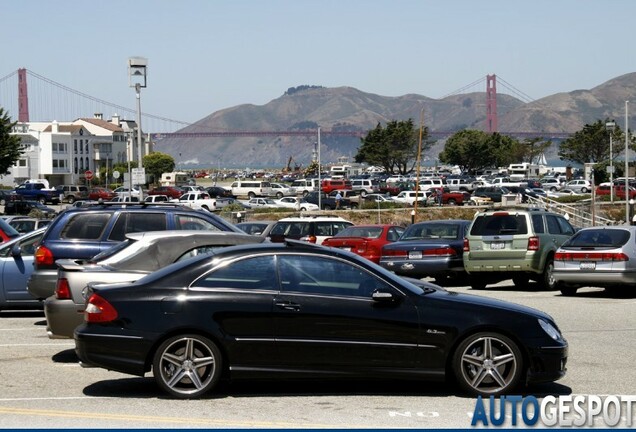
67,195,75,204
153,334,222,399
453,332,523,396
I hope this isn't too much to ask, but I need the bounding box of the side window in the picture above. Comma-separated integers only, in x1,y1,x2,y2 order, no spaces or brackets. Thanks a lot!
546,215,562,234
278,255,389,298
109,213,167,241
60,213,111,240
531,214,545,234
556,217,575,235
193,255,277,290
175,215,222,231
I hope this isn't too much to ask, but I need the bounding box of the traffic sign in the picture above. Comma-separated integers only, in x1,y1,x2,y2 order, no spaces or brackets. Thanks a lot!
85,170,93,180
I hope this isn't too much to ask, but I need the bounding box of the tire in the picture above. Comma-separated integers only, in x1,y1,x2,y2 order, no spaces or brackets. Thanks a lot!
300,207,307,211
247,192,256,199
323,205,332,210
67,195,75,204
37,195,46,204
276,192,283,199
560,285,578,296
550,187,557,192
302,190,309,197
512,275,530,287
153,334,222,399
580,187,588,193
452,332,523,396
447,198,457,206
539,257,557,290
360,190,368,197
350,203,358,209
470,277,487,290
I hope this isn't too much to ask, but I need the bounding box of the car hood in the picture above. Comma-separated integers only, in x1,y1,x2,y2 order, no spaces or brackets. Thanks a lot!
425,287,553,322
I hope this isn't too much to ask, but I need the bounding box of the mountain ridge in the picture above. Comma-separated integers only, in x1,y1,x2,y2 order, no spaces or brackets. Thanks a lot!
155,73,636,169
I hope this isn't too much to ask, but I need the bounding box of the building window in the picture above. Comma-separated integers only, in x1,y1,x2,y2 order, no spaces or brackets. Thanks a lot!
18,159,27,167
85,157,89,171
74,158,78,174
74,140,78,153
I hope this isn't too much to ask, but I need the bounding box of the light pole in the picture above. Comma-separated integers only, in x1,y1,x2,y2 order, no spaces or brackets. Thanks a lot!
128,56,147,201
317,128,322,211
625,101,630,224
606,121,616,202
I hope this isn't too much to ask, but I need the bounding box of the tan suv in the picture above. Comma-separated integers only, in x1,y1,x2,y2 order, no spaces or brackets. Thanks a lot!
463,209,575,290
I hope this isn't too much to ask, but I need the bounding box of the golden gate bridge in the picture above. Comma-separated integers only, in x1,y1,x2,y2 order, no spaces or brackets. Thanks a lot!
0,68,571,140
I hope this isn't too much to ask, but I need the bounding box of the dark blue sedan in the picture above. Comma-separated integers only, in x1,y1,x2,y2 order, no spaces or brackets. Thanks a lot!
379,220,471,285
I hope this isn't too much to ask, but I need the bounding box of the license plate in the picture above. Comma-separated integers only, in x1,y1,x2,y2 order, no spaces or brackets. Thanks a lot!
490,242,505,250
408,251,423,259
580,262,596,270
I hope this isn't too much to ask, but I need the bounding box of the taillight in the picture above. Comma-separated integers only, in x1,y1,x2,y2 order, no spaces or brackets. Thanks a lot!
528,237,540,251
555,252,628,262
382,249,407,257
34,245,54,266
463,238,470,252
55,278,71,299
355,241,368,253
423,247,457,257
84,293,118,323
301,235,317,243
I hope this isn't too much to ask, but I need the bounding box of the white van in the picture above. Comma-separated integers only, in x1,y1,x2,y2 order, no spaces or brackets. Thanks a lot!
290,179,320,196
230,180,273,198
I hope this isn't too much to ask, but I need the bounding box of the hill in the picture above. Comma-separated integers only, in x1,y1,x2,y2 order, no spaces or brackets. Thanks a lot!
154,73,636,169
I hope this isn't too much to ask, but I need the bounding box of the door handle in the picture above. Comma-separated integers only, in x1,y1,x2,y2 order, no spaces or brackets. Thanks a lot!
275,301,301,311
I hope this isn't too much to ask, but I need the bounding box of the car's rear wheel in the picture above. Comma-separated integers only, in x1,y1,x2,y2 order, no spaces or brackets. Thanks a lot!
452,332,523,396
153,334,222,399
539,257,557,290
360,190,368,197
248,192,256,199
67,195,75,204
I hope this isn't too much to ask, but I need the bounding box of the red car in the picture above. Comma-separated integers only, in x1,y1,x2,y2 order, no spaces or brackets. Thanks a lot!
148,186,184,199
321,224,405,264
596,184,636,200
88,187,117,200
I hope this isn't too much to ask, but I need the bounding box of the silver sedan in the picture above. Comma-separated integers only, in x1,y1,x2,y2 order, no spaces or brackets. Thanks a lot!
553,225,636,295
44,230,264,339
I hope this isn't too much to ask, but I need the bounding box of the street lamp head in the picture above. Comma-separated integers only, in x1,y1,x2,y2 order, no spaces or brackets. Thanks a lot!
128,57,148,88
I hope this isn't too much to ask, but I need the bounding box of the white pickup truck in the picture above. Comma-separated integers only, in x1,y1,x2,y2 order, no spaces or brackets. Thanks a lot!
171,192,217,211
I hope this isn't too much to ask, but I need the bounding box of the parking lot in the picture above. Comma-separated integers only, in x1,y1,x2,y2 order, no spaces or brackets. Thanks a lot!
1,281,634,428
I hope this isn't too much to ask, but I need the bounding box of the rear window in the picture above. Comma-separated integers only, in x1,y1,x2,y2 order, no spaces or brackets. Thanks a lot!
60,213,111,240
470,214,528,236
335,226,383,239
563,229,630,248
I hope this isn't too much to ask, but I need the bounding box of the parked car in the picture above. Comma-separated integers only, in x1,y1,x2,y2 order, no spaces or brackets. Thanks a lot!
235,220,278,236
275,197,320,211
595,184,636,200
472,187,510,203
205,186,235,199
553,226,636,296
0,228,46,311
269,182,297,198
148,186,183,199
268,215,353,244
75,241,568,399
45,230,264,339
322,224,405,264
0,218,21,244
88,187,117,201
0,189,14,206
7,217,53,233
245,197,279,208
144,195,169,203
3,197,57,218
55,185,89,204
463,209,576,290
113,186,141,197
564,180,592,193
363,193,395,204
540,178,564,192
27,202,244,301
379,220,471,284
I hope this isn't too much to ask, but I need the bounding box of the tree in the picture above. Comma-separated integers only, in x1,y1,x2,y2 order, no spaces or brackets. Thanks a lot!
0,108,23,175
439,130,525,173
558,118,634,165
355,119,429,174
143,152,175,184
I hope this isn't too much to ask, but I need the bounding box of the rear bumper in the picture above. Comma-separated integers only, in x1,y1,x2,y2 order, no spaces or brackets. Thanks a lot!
27,270,58,300
44,297,84,339
379,257,465,277
553,269,636,286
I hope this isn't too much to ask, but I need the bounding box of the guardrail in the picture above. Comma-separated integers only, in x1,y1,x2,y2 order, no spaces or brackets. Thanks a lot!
526,196,622,227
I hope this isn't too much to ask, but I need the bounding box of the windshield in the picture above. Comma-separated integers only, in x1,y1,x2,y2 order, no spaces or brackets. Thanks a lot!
335,226,382,239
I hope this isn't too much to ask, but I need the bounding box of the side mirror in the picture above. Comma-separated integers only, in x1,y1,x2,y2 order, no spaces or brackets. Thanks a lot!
372,290,395,303
11,244,22,257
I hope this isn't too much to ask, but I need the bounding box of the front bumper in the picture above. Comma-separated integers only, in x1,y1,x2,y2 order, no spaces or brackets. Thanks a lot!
526,343,568,384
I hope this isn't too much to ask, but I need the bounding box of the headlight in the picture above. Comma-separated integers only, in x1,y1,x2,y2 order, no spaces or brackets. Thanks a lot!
538,318,562,341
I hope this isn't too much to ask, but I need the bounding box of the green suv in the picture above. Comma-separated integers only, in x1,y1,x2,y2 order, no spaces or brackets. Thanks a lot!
463,209,575,290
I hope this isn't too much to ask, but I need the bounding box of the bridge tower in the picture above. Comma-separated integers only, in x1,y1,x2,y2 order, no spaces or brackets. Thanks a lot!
18,68,29,122
486,74,497,133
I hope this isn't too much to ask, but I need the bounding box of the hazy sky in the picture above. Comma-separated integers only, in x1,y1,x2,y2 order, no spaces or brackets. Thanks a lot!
4,0,635,125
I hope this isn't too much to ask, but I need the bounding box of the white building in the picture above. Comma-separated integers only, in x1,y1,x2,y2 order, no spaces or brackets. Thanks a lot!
4,114,149,187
